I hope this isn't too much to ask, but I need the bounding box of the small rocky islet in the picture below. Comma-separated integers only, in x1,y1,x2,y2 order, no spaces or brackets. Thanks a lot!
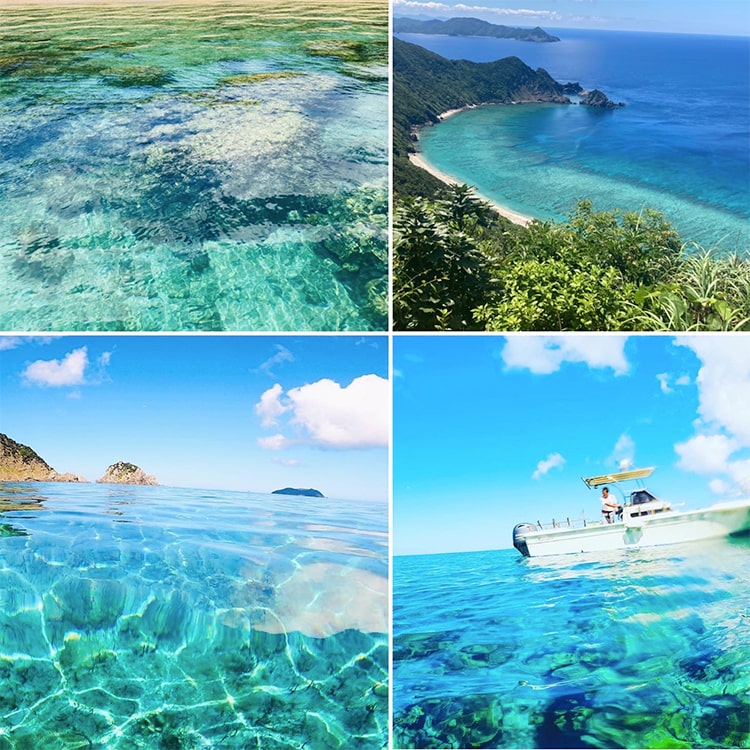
0,433,157,486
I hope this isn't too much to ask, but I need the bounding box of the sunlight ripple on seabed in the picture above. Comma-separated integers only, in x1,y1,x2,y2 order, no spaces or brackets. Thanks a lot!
0,484,388,747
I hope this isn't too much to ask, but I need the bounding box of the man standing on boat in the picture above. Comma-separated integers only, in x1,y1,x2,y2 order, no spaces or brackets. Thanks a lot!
601,487,622,523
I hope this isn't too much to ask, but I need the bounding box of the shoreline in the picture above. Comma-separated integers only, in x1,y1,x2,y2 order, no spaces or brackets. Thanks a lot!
408,150,533,228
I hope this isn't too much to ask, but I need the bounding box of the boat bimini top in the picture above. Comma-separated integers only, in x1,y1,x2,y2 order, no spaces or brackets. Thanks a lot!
582,467,655,489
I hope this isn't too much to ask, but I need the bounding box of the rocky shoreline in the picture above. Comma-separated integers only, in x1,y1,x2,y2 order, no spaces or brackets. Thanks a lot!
0,433,157,486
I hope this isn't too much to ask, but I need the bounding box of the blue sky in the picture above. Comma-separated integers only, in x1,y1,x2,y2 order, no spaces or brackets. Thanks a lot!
392,0,750,36
394,334,750,555
0,335,388,501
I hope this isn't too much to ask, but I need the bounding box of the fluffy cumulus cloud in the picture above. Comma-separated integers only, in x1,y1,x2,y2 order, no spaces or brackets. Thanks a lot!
673,337,750,494
674,434,739,474
21,346,112,388
677,337,750,444
501,335,629,375
22,347,89,387
532,452,565,480
255,374,389,450
255,383,289,427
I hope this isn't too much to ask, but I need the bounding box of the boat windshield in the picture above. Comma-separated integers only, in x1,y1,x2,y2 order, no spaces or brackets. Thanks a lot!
630,489,657,505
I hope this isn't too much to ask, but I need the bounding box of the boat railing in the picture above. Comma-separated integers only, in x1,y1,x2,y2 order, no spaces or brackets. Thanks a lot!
536,516,599,530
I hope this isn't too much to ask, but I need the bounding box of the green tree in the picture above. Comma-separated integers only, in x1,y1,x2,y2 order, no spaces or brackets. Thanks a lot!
393,186,496,330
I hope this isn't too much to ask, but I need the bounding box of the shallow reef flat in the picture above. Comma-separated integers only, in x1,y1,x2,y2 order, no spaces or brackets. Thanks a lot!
393,545,750,749
0,483,388,747
0,1,388,331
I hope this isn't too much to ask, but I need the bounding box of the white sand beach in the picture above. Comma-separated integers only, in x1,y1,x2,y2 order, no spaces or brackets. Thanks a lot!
409,151,533,227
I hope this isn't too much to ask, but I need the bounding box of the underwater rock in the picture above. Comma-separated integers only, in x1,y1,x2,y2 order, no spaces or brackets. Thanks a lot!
395,693,505,748
303,39,388,65
97,461,158,486
102,65,174,88
218,71,304,86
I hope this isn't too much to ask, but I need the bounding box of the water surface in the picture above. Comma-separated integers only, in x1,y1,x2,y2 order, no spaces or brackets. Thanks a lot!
401,29,750,250
1,2,388,330
393,540,750,748
0,482,388,747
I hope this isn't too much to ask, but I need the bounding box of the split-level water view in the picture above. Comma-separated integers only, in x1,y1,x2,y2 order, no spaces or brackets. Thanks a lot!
0,483,388,747
0,1,387,331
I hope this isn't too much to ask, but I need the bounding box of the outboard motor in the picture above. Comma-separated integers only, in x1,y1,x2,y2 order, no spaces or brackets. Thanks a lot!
513,523,536,557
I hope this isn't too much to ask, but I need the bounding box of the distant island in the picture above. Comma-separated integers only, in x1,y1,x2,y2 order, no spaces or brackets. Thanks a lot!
272,487,325,497
394,16,560,43
393,38,623,197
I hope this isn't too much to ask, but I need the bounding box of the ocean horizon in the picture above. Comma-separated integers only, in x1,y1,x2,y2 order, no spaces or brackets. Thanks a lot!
399,28,750,251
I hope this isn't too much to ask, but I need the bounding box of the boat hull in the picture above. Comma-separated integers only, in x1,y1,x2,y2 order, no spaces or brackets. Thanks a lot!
516,501,750,557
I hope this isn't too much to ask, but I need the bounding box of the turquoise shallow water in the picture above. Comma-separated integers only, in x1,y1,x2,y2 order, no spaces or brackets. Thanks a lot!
407,30,750,251
0,2,387,331
0,482,388,747
393,540,750,748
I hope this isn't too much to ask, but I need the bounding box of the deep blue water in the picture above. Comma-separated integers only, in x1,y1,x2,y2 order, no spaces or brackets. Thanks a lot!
0,482,387,747
393,539,750,748
398,29,750,249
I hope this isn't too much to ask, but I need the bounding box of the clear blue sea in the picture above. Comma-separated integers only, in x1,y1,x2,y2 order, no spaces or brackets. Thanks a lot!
393,539,750,748
0,3,388,331
398,29,750,251
0,482,388,747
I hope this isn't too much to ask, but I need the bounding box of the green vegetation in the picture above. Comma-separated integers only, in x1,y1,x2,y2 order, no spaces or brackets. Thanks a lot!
393,16,560,43
394,192,750,331
393,38,568,206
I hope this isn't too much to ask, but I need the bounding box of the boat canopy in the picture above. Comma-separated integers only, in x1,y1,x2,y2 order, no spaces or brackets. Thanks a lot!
582,467,655,489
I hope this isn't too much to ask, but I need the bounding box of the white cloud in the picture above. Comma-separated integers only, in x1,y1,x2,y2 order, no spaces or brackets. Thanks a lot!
676,337,750,444
656,372,672,394
501,335,629,375
0,337,24,351
675,433,739,474
0,335,57,351
532,452,565,480
255,374,389,450
393,0,562,19
256,344,294,377
727,459,750,493
259,434,291,451
670,338,750,495
287,375,389,448
273,458,301,467
709,478,731,495
607,433,635,471
22,347,89,387
255,383,289,427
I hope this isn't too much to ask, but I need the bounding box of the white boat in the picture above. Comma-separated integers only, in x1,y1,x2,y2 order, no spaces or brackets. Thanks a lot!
512,467,750,557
